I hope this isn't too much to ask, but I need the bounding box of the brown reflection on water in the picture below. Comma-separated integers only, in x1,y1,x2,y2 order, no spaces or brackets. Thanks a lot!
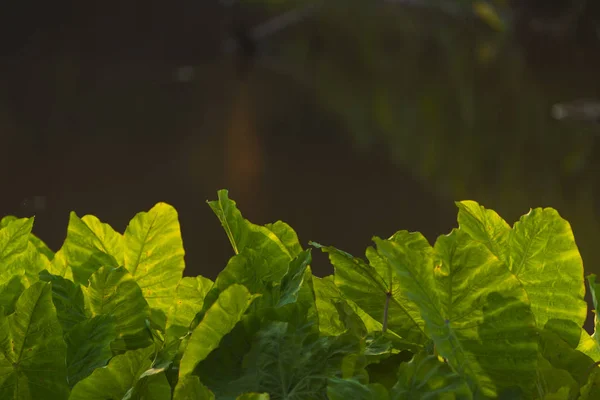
224,79,265,216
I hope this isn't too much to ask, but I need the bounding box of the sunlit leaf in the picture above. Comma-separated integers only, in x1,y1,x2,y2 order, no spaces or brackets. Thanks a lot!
391,350,472,399
313,241,427,347
0,217,49,286
83,266,151,351
179,283,258,377
457,202,587,341
0,282,69,399
165,275,214,343
60,212,123,284
124,202,185,318
69,345,163,399
173,374,215,400
328,377,390,400
375,229,539,397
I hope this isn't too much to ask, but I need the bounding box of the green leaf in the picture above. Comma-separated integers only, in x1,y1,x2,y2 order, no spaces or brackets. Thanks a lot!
535,354,578,400
313,242,427,347
173,375,215,400
0,217,49,286
457,202,587,338
207,321,359,400
0,216,16,227
577,329,600,363
538,324,598,386
0,281,69,399
312,276,348,336
375,229,539,397
83,266,151,351
65,314,117,387
48,249,74,280
165,275,214,343
123,362,172,400
69,345,162,399
0,217,33,266
580,369,600,400
312,275,383,338
2,215,55,261
327,377,390,400
264,220,303,257
208,190,293,284
236,393,270,400
277,249,311,307
207,190,247,255
365,350,414,390
28,233,55,261
276,266,320,331
179,283,258,377
588,274,600,347
61,212,123,284
509,207,586,330
455,200,511,264
391,351,472,399
0,275,25,316
194,315,262,397
39,270,88,332
124,202,185,317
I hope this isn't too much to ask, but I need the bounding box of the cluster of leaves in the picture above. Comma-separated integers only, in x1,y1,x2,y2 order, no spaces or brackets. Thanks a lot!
2,189,600,399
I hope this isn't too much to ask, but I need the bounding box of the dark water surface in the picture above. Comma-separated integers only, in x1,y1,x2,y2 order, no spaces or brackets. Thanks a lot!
2,5,600,333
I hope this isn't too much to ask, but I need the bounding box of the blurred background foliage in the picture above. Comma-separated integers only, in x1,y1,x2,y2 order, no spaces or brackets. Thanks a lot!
232,0,600,275
1,0,600,296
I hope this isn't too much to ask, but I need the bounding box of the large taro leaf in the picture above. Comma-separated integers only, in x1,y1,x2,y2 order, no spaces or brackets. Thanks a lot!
194,314,262,396
69,345,169,400
263,220,303,258
39,270,88,332
179,283,259,377
59,212,123,285
272,264,320,332
374,230,539,398
122,361,172,400
208,190,294,285
0,215,54,260
588,274,600,348
0,217,49,287
456,202,587,338
313,275,349,336
83,266,152,351
48,249,74,280
0,281,69,399
276,249,311,308
327,377,390,400
534,327,595,399
580,368,600,399
164,275,214,344
204,321,359,400
312,275,382,337
124,202,185,320
173,375,215,400
65,314,117,387
312,242,427,348
236,393,270,400
390,351,472,399
0,276,25,317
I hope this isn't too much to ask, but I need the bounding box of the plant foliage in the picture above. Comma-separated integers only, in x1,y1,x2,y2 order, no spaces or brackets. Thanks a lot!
0,189,599,399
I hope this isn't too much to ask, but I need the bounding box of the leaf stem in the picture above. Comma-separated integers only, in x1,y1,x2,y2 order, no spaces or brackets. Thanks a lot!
382,291,391,332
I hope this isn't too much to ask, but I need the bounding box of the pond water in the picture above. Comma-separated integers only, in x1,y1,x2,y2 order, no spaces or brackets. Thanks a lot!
2,3,600,328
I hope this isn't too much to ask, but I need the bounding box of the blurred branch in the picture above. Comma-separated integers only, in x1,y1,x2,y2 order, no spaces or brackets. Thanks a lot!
223,2,322,55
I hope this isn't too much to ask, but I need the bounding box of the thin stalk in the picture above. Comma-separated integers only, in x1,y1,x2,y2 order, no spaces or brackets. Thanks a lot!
382,291,391,332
